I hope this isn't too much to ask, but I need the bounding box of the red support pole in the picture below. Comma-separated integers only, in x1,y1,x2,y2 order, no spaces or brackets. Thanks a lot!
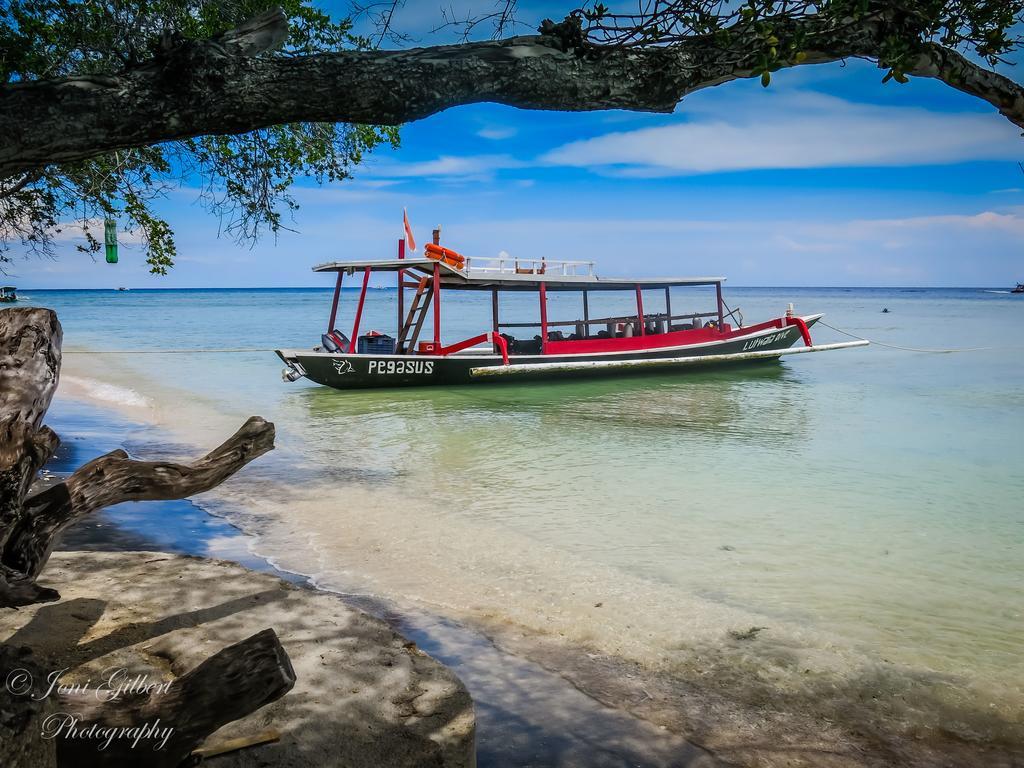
539,282,548,353
327,271,343,332
397,238,405,338
349,267,371,353
635,285,645,336
432,262,441,347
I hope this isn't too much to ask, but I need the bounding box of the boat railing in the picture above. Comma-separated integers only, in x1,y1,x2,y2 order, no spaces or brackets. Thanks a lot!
436,331,510,364
497,311,719,330
463,256,595,277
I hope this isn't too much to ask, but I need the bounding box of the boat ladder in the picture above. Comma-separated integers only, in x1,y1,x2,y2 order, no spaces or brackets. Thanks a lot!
397,277,433,353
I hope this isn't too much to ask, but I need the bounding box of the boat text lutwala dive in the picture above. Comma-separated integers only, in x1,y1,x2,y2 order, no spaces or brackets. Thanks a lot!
277,238,867,389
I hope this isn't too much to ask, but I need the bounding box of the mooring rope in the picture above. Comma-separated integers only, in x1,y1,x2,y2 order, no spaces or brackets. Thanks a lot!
817,321,996,354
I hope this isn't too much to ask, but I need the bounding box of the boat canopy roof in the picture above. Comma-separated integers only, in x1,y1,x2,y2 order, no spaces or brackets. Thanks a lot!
312,259,724,292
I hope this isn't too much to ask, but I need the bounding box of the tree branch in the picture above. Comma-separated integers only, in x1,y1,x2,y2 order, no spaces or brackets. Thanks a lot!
2,417,275,582
2,7,1021,179
906,43,1024,131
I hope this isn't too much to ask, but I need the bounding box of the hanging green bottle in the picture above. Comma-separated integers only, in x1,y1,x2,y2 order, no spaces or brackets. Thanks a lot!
104,217,118,263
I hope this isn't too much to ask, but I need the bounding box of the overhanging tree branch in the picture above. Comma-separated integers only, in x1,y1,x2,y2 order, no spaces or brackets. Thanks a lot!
906,43,1024,129
2,5,1022,180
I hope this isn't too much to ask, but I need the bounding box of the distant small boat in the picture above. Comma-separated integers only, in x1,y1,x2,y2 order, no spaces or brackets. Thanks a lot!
0,286,17,303
117,287,130,292
1012,283,1024,294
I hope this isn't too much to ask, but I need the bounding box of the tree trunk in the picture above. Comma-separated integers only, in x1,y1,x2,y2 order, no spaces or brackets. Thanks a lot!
1,6,1022,179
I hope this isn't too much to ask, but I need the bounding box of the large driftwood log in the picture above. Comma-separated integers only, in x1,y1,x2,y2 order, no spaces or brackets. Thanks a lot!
1,4,1023,178
56,629,296,768
0,309,63,606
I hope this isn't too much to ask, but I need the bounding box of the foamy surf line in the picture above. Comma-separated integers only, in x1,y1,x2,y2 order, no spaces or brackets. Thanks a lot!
60,374,155,409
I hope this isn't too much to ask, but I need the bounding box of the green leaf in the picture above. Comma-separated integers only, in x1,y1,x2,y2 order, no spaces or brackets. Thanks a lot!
761,70,771,87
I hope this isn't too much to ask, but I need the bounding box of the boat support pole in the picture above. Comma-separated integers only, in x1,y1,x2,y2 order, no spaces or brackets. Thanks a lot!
539,282,548,353
433,262,441,348
716,282,725,329
348,267,371,353
397,238,405,338
327,271,343,332
635,286,645,336
491,289,500,353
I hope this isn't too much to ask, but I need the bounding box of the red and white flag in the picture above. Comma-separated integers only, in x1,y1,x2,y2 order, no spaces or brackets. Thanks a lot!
403,208,417,252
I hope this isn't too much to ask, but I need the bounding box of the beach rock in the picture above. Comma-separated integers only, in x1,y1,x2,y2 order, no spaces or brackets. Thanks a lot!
0,551,475,768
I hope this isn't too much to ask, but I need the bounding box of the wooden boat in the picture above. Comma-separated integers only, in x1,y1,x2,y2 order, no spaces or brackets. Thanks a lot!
277,242,867,390
0,286,17,303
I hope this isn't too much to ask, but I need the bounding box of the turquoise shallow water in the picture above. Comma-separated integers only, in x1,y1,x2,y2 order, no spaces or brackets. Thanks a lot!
21,284,1024,742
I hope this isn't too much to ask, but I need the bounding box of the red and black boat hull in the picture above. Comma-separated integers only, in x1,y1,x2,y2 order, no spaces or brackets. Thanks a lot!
277,316,822,390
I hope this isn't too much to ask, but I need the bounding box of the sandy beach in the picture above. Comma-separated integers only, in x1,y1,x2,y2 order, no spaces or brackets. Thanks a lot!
1,550,475,767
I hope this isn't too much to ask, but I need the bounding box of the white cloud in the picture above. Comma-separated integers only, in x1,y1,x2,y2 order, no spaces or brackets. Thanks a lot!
540,92,1023,175
478,126,518,140
363,154,525,182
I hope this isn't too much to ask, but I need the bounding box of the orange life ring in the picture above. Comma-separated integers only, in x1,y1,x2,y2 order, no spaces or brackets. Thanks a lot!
424,243,465,268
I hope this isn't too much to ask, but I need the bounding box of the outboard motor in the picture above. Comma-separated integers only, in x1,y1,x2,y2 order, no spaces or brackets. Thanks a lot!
281,361,306,382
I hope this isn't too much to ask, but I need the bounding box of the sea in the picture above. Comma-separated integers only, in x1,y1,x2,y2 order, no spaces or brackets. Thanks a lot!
20,285,1024,752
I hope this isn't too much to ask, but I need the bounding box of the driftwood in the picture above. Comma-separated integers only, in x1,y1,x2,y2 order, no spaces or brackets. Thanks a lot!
0,308,63,606
0,307,291,766
2,5,1023,178
57,629,295,768
4,415,275,581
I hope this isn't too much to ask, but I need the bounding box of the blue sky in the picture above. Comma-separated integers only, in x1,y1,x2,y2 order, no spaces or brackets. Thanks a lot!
13,2,1024,288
